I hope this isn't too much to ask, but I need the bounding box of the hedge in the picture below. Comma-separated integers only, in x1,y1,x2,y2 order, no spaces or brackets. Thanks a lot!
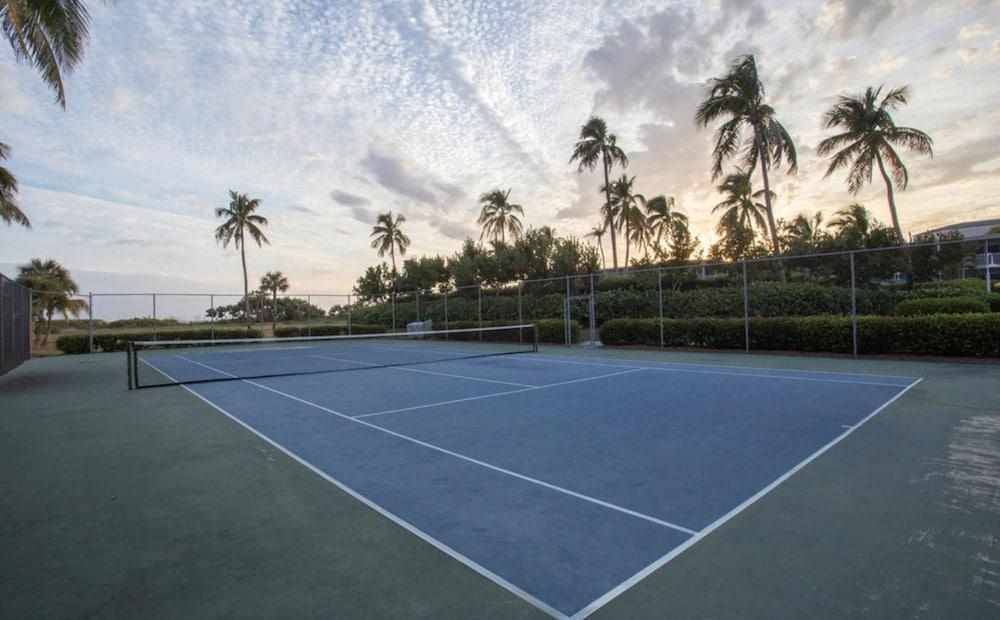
431,319,578,344
894,296,990,316
599,314,1000,357
56,328,263,354
272,324,384,337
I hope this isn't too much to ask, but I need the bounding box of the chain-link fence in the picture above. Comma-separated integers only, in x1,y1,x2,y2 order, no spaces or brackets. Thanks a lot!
1,273,32,375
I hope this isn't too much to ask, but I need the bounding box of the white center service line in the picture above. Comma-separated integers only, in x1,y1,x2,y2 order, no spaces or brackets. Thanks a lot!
172,356,695,537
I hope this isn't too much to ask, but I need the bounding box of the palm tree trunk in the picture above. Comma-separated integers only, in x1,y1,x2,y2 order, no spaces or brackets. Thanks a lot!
240,242,250,330
874,153,904,243
42,308,54,346
754,129,786,283
602,149,619,270
598,236,605,268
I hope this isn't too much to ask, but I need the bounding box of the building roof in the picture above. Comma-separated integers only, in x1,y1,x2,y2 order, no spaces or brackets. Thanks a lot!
924,217,1000,237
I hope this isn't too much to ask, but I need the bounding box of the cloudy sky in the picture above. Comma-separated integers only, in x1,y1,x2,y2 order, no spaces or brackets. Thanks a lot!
3,0,1000,304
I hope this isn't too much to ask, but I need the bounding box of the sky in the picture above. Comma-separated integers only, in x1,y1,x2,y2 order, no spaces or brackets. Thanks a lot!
3,0,1000,316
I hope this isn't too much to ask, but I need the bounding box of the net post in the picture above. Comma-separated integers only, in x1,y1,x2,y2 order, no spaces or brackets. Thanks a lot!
88,291,94,354
986,239,992,293
210,294,215,340
443,289,449,337
347,294,352,335
533,323,539,353
307,294,312,337
850,251,858,359
589,273,596,349
477,285,482,341
657,269,664,349
152,293,157,342
391,292,396,332
741,261,749,354
126,341,134,390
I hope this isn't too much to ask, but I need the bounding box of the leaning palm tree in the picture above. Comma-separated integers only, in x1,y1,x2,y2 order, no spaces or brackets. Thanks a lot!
1,142,29,228
15,258,87,346
215,190,269,330
370,211,410,280
477,188,524,244
712,170,771,238
570,116,629,270
1,0,107,108
817,85,933,243
644,195,677,255
695,54,797,267
259,271,289,332
585,222,607,268
603,175,645,268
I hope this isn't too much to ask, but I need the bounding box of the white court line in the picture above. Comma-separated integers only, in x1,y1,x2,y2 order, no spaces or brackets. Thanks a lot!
174,356,695,537
569,376,925,620
310,354,535,388
354,368,645,419
140,358,567,620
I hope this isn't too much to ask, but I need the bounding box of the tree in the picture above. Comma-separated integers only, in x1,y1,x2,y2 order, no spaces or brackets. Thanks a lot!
817,85,933,242
695,54,797,270
353,263,392,303
644,195,677,256
570,116,629,270
214,190,269,330
829,203,875,247
782,212,826,255
1,142,29,228
15,258,87,346
711,170,771,261
477,188,524,244
259,271,289,331
585,223,607,268
370,211,410,281
603,175,646,268
667,216,698,262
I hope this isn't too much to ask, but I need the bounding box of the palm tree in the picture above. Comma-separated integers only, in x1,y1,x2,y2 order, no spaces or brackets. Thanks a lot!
817,85,933,242
15,258,87,346
712,170,772,242
782,212,825,253
477,188,524,243
570,116,629,270
644,195,678,256
215,190,269,330
830,203,874,246
603,175,645,268
585,222,607,268
259,271,289,332
695,54,797,266
1,142,29,228
370,211,410,281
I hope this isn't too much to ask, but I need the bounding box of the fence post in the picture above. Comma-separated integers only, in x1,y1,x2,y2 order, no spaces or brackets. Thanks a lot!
152,293,157,342
210,294,215,340
657,270,664,349
986,239,993,294
477,285,482,340
306,294,312,337
517,282,523,326
589,273,596,349
565,275,571,346
443,290,449,337
741,262,749,354
850,251,858,359
347,294,352,335
416,290,421,323
391,292,396,332
88,292,94,354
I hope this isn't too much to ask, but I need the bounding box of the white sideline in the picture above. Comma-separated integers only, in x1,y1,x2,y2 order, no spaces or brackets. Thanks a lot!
569,376,925,620
138,358,567,619
174,355,695,537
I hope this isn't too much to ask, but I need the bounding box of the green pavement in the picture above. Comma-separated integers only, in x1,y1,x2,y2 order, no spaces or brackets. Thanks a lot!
2,349,998,618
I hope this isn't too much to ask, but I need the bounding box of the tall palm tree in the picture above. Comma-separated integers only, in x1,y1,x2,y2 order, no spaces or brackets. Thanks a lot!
215,190,269,330
830,203,874,246
585,222,607,268
15,258,87,346
1,142,29,228
712,169,771,239
259,271,289,332
817,85,933,242
695,54,797,266
644,195,678,255
477,188,524,244
603,175,645,268
370,211,410,281
570,116,629,270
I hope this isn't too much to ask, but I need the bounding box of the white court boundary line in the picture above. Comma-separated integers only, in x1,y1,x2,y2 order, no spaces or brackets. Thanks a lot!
310,354,535,388
138,358,567,619
569,376,924,619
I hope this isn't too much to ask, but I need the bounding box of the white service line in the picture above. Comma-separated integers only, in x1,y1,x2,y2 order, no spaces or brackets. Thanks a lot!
310,354,535,388
354,367,645,419
173,355,695,537
568,376,925,620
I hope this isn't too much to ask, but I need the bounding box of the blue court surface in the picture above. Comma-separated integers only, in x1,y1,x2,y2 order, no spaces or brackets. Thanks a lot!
144,349,920,618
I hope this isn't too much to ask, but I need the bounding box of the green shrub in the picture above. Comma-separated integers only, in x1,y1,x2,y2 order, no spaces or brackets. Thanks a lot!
600,314,1000,357
56,328,262,354
894,296,990,316
272,324,384,337
914,278,990,296
431,319,576,344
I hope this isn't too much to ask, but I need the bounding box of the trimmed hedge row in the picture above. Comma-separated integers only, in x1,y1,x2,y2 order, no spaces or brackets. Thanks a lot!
431,319,579,344
56,328,263,354
894,296,990,316
272,324,384,337
600,314,1000,357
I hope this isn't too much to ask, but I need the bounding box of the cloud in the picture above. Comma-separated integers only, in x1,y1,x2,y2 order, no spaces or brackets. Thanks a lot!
959,23,994,39
815,0,904,39
330,190,370,207
360,151,439,205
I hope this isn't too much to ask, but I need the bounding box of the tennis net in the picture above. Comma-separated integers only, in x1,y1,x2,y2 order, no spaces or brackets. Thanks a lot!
127,324,537,389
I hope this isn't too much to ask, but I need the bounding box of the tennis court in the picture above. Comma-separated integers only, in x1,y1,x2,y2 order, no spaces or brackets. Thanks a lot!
128,325,919,618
